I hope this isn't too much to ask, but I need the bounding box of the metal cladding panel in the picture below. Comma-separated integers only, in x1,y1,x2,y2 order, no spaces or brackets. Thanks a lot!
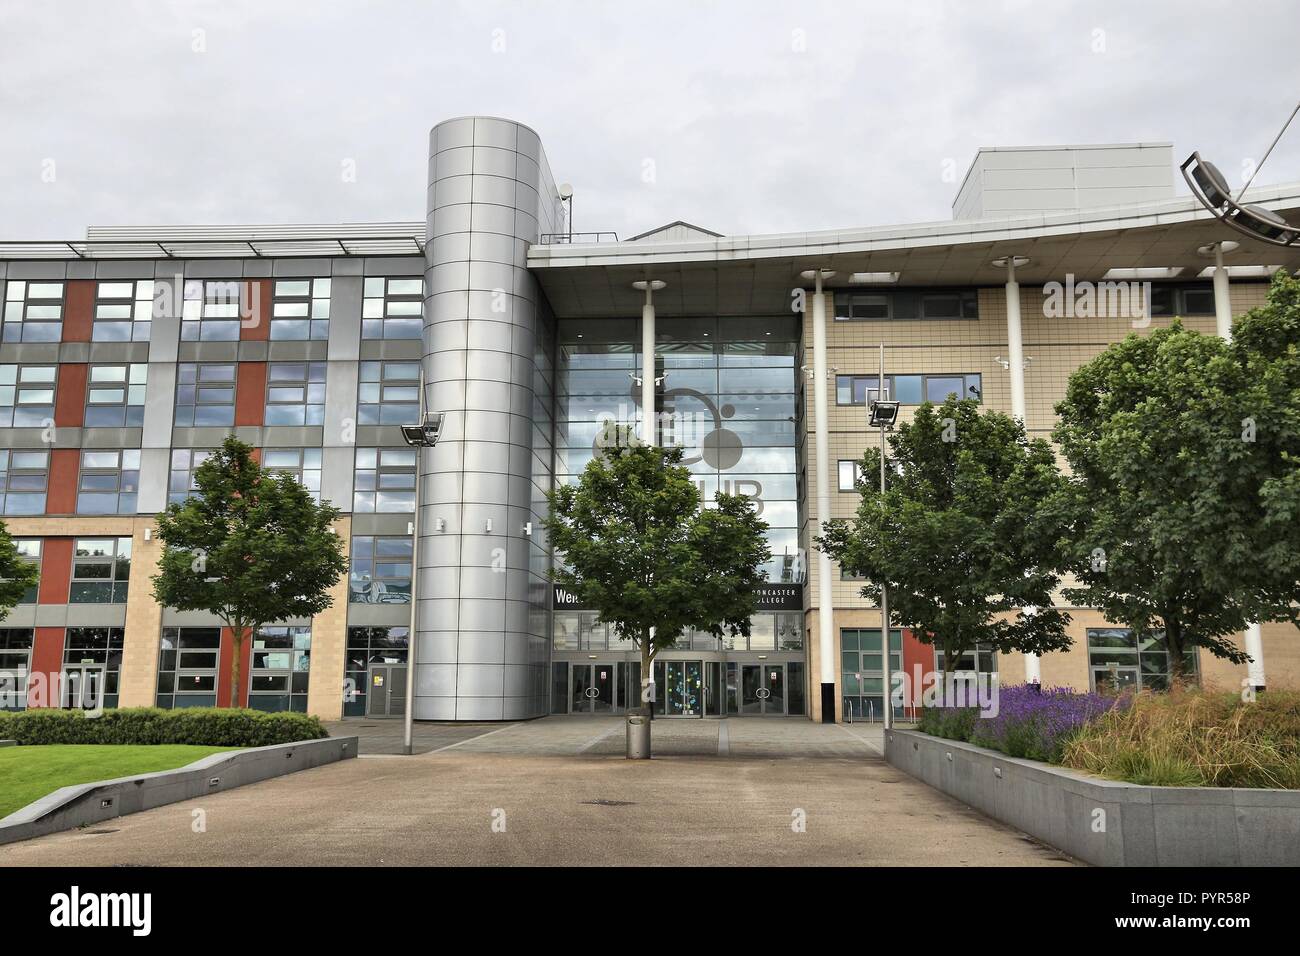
416,117,558,721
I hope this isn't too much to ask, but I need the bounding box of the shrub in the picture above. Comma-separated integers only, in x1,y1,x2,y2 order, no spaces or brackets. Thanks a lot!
0,707,327,748
968,684,1122,762
917,702,980,742
1060,687,1300,789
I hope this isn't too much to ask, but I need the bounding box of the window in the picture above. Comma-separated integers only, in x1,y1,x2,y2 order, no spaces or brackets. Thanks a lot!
838,459,864,491
834,289,978,322
249,626,311,712
352,447,416,512
1086,628,1198,693
932,643,999,675
1145,284,1216,318
361,277,422,339
344,626,408,716
270,278,330,340
349,535,414,604
181,279,245,341
0,450,49,515
156,627,221,708
842,628,903,720
85,364,148,427
2,280,64,342
62,627,124,710
0,364,57,427
175,363,236,426
77,449,140,514
265,362,326,426
262,448,322,502
12,539,40,604
93,280,153,342
70,537,132,603
836,373,982,406
357,361,420,425
168,448,212,504
0,629,35,711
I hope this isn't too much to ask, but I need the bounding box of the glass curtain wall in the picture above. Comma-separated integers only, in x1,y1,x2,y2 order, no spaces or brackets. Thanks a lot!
555,315,802,649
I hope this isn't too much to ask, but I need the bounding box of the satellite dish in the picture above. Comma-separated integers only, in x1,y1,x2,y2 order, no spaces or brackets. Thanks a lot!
558,183,573,200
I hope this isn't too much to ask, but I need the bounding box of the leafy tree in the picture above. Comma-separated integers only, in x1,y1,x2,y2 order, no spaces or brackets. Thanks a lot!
1053,271,1300,681
152,436,348,706
0,519,40,618
820,398,1072,675
544,442,770,727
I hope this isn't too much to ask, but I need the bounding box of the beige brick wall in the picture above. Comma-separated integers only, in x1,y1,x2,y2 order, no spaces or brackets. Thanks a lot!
803,282,1294,692
120,518,163,707
306,515,351,721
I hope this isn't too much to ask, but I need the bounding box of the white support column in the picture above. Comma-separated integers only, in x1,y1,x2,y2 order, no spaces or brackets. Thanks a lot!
633,280,665,445
803,268,838,721
999,255,1040,685
1206,243,1266,690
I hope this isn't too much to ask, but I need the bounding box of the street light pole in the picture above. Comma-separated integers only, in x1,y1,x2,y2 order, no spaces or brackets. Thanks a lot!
877,342,893,732
401,366,425,756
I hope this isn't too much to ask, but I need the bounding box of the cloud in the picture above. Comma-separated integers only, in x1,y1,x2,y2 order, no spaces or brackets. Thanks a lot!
1,0,1297,239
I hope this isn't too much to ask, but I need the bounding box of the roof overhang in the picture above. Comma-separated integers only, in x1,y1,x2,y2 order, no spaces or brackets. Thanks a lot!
528,182,1300,317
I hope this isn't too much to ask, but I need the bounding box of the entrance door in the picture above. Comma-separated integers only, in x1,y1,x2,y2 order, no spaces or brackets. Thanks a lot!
1093,665,1139,696
366,664,407,717
571,663,616,713
741,664,786,715
664,661,703,717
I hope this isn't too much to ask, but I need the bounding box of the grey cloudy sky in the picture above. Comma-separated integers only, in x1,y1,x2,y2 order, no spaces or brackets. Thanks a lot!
2,0,1298,240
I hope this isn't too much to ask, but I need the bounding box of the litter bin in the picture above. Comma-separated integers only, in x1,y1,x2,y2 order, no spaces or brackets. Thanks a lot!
626,710,651,759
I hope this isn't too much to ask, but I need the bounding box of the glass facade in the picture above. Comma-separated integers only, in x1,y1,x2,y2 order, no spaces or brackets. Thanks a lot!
550,315,806,715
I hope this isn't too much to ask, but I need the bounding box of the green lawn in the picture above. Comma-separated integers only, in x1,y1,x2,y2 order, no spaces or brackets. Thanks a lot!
0,744,239,820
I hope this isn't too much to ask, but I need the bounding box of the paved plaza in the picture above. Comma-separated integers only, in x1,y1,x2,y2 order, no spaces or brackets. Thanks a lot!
3,717,1075,866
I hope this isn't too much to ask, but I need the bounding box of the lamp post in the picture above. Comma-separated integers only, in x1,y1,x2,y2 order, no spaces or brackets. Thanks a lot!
399,369,444,756
867,342,900,731
631,279,665,713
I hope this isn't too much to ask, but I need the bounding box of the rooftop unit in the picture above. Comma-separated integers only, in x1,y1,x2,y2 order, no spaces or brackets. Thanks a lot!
952,143,1175,220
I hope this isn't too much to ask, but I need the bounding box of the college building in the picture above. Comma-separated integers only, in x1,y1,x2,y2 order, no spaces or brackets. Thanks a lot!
0,117,1297,722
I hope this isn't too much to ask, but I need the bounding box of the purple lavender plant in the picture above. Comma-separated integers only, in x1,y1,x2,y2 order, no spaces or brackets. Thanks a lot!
969,684,1123,761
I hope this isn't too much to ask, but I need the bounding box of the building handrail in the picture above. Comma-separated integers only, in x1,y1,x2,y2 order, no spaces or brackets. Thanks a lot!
537,232,620,244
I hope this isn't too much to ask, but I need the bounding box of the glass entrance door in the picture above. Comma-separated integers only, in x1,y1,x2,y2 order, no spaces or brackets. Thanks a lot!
665,661,703,716
571,663,616,713
740,664,786,715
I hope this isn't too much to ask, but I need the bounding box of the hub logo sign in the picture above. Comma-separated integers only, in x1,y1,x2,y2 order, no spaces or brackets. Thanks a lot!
49,886,151,936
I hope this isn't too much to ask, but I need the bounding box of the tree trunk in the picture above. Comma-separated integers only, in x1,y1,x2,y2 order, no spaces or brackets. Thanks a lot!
229,622,245,709
1166,620,1188,687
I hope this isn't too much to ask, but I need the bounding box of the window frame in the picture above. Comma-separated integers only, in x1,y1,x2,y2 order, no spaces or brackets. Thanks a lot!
76,448,141,515
0,363,58,428
835,372,983,406
92,280,154,342
2,280,65,342
69,537,132,604
264,362,326,427
0,449,51,515
270,278,331,340
352,447,417,513
360,277,423,340
84,363,148,428
180,279,246,342
349,534,414,605
175,362,237,427
357,360,421,425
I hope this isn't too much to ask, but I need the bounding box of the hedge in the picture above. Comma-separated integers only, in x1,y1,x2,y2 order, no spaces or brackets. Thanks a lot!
0,707,328,747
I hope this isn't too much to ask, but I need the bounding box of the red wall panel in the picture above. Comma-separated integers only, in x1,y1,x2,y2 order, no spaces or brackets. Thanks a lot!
901,628,932,720
27,627,67,707
54,363,87,427
234,362,266,427
36,538,72,604
46,449,80,515
240,279,271,341
62,280,95,342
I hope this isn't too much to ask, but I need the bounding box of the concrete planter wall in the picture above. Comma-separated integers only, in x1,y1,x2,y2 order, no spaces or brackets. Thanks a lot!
0,736,357,846
885,729,1300,866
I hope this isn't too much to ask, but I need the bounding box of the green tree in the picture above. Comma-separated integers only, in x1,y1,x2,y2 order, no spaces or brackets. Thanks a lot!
0,519,40,618
544,442,770,730
151,436,348,705
1053,271,1300,681
820,398,1072,676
